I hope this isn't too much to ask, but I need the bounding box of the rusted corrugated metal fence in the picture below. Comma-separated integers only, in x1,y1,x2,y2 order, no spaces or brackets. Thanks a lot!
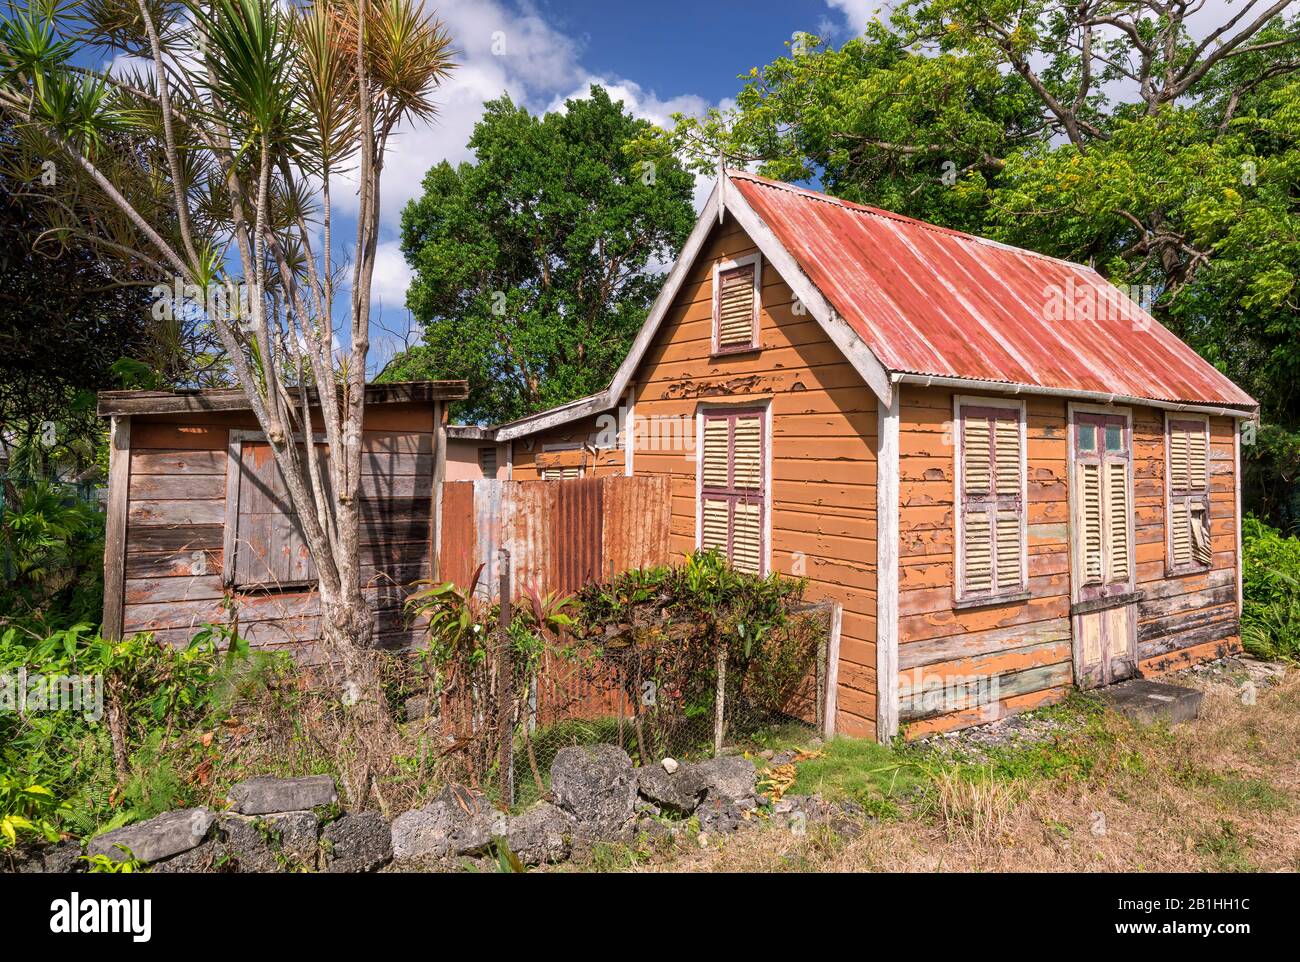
438,475,672,599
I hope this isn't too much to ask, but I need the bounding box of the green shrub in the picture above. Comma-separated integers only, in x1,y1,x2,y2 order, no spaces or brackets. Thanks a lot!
0,482,104,635
0,623,271,848
1240,515,1300,661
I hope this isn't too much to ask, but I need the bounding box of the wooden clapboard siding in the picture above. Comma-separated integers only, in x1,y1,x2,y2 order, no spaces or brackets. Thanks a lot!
518,219,878,736
118,403,440,658
896,384,1071,736
896,387,1241,737
1133,412,1242,672
606,218,880,737
509,411,626,480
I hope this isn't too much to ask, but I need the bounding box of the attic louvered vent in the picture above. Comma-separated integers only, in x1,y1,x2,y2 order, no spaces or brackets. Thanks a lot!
713,256,760,352
1167,416,1212,571
698,408,767,575
956,400,1026,602
541,465,581,481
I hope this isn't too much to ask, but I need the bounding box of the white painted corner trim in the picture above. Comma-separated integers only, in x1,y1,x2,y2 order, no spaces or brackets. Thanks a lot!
876,388,900,741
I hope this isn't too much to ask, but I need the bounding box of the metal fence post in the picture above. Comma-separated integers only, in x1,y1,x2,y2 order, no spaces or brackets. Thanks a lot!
497,547,514,806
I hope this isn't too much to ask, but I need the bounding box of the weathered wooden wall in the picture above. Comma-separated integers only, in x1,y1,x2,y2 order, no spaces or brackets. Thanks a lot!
896,385,1072,737
895,385,1240,737
508,412,626,480
118,402,440,663
1133,412,1241,674
618,217,879,739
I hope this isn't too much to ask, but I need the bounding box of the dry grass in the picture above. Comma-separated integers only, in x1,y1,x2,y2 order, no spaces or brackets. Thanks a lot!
616,666,1300,873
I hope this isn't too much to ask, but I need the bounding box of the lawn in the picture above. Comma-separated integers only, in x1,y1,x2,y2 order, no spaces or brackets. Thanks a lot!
570,661,1300,873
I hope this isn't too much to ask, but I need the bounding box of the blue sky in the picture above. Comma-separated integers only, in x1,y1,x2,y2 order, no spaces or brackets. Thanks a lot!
361,0,883,372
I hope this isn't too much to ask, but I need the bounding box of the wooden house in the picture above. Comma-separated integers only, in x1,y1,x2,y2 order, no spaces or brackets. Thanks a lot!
97,381,468,664
473,170,1257,741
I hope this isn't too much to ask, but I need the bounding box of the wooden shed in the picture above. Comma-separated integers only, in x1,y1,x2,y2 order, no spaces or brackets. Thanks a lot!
97,381,468,664
475,170,1257,741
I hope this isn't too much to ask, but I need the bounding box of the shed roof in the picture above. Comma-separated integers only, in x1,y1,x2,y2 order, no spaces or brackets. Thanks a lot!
97,380,469,417
728,171,1255,409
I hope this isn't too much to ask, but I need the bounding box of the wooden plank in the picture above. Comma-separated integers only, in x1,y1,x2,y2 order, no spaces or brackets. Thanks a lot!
898,617,1071,670
129,474,225,500
131,449,226,475
101,416,131,641
125,547,222,579
899,661,1071,720
129,499,226,526
98,381,469,416
127,524,224,553
124,576,225,605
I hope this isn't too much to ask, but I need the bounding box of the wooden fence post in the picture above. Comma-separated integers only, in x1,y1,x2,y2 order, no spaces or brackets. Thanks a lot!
497,547,514,806
713,641,727,757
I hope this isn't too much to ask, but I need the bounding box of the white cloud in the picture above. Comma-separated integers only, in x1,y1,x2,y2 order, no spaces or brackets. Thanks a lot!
823,0,893,37
368,241,415,310
333,0,590,227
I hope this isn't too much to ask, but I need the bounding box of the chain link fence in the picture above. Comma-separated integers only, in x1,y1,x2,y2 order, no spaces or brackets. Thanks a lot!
400,548,834,809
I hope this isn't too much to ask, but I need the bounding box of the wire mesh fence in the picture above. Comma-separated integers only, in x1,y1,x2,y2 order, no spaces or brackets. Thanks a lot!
400,547,834,809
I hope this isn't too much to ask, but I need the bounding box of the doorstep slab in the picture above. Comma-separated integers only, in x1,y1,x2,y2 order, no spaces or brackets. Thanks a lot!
1097,679,1203,726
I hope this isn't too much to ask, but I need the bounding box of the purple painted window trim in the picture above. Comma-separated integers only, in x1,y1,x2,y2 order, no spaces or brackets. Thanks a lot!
1166,416,1212,574
957,404,1025,603
1075,411,1132,602
700,407,767,574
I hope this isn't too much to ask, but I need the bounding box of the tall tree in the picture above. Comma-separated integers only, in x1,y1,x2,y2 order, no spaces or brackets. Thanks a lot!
664,0,1300,523
0,0,455,758
387,85,697,424
0,131,153,478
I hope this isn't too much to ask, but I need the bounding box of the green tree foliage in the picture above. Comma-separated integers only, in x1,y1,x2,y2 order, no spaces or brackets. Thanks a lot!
661,1,1300,524
388,86,696,423
0,122,155,474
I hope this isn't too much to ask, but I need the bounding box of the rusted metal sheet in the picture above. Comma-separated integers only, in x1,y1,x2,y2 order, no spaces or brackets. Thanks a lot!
603,474,672,574
728,171,1256,408
437,481,477,591
438,475,671,601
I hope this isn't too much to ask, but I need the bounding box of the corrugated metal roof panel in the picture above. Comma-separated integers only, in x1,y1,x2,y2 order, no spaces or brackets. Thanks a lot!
728,171,1256,409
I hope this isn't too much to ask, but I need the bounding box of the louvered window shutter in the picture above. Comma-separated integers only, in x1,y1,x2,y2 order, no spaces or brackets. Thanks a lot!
1081,462,1104,584
1075,415,1131,589
1106,460,1130,582
958,405,1024,599
698,409,767,575
715,262,757,351
541,465,581,481
1167,418,1211,570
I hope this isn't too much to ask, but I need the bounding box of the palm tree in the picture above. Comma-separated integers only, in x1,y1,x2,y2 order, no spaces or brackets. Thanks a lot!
0,0,455,763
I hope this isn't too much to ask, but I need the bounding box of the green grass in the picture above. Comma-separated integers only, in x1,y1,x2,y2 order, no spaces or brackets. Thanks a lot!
1194,820,1255,872
783,695,1132,815
787,737,931,812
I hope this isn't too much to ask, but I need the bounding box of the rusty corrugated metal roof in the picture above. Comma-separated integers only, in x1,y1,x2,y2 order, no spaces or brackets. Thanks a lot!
728,171,1255,409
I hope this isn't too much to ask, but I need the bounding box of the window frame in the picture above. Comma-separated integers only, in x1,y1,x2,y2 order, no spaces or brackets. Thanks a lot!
952,395,1029,606
694,401,771,575
477,445,498,478
1164,412,1213,576
222,429,325,591
1067,403,1135,604
711,252,762,356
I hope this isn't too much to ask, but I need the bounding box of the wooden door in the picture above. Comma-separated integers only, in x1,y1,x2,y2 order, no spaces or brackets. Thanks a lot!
1069,408,1138,688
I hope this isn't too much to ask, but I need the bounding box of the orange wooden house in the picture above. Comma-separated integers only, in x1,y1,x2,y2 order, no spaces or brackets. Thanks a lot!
471,170,1257,741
